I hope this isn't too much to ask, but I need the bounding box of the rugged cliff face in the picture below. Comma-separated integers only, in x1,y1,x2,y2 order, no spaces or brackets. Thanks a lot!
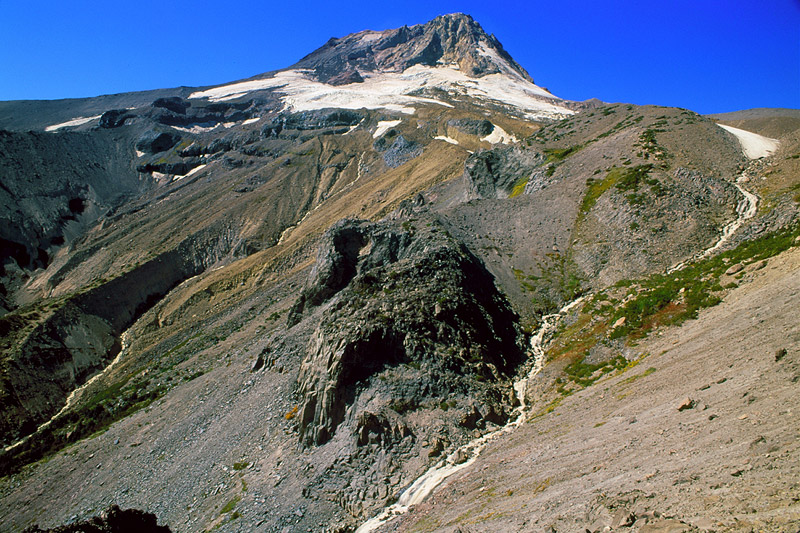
266,215,527,520
293,13,534,84
292,217,525,447
0,129,148,311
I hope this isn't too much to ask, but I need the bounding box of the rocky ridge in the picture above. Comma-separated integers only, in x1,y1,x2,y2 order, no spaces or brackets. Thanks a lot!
291,217,525,447
292,13,534,84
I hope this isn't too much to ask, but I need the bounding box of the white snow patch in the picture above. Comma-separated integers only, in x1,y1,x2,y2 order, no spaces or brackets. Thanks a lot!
718,124,779,159
481,124,517,145
171,164,208,182
135,150,145,158
151,171,167,180
188,65,572,120
373,120,402,139
433,135,459,145
243,117,261,125
174,164,207,181
45,115,102,131
223,122,236,128
171,123,222,134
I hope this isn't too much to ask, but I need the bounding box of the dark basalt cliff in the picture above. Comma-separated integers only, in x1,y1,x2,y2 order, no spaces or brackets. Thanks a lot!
291,218,526,447
23,505,171,533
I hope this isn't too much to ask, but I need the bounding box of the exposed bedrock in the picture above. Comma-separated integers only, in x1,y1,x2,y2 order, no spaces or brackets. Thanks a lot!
463,145,544,199
292,217,526,447
294,13,533,84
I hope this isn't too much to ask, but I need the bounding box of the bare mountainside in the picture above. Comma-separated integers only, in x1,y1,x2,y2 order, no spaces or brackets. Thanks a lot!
0,13,799,533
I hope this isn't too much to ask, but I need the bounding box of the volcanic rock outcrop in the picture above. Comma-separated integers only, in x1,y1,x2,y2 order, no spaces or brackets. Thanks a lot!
293,217,526,446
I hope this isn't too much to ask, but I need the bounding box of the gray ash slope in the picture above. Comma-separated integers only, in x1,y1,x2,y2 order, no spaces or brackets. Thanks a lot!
1,12,799,533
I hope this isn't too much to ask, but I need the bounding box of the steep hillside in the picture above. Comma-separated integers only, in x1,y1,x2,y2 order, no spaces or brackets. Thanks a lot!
0,13,798,533
708,108,800,139
387,236,800,533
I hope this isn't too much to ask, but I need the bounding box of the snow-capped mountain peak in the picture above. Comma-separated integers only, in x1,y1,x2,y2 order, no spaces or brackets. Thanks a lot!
189,13,573,121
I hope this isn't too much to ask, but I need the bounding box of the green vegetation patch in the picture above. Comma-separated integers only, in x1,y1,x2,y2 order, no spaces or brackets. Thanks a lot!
564,354,628,388
539,222,800,410
220,495,241,515
509,176,529,198
544,144,583,163
581,165,663,217
608,223,799,338
580,174,617,216
612,164,655,192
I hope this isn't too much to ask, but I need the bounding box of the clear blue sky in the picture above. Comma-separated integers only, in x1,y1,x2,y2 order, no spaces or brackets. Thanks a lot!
1,0,797,114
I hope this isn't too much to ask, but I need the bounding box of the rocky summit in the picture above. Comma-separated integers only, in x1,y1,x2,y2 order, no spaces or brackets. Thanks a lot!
1,12,799,533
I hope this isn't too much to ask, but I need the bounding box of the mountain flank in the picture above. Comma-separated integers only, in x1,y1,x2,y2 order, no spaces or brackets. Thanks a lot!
0,13,798,533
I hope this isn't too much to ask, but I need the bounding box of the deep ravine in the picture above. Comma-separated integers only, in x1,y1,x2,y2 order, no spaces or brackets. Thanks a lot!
3,330,132,454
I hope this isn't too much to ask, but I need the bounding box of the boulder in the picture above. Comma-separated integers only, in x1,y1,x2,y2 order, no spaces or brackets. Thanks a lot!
677,397,695,411
135,131,181,154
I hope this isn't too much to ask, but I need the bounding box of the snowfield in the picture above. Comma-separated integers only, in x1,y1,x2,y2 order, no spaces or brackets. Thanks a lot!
481,124,517,144
373,120,402,138
45,115,102,132
171,123,222,134
718,124,780,159
189,64,574,120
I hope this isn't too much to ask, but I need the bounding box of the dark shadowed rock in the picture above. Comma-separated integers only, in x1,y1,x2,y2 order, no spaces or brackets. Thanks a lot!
288,219,369,326
99,109,135,128
152,97,189,114
135,131,181,154
448,118,494,136
294,217,526,446
327,69,365,86
23,505,171,532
